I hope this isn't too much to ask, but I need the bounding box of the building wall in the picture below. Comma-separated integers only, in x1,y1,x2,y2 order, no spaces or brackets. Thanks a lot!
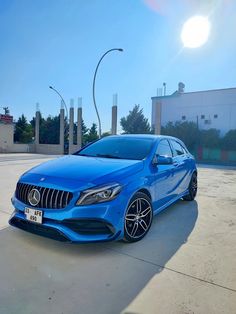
8,144,35,153
69,144,80,154
0,124,14,152
35,144,63,155
152,88,236,136
0,124,37,153
0,123,63,154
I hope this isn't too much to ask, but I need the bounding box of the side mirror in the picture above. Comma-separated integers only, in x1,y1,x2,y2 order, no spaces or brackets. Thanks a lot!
153,155,173,165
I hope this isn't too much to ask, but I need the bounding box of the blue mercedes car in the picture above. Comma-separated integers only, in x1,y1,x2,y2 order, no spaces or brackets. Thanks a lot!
9,135,197,243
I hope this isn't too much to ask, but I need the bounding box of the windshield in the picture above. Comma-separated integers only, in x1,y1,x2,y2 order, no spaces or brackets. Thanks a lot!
76,137,155,160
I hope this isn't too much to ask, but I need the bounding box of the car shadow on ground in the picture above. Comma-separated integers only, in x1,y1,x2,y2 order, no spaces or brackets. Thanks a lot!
0,200,198,314
104,199,198,265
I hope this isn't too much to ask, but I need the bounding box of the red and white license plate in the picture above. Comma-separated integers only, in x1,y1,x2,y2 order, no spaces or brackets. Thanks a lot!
24,207,43,224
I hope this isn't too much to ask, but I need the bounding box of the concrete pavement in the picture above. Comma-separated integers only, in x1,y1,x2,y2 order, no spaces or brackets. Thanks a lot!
0,154,235,314
0,154,55,229
123,165,236,313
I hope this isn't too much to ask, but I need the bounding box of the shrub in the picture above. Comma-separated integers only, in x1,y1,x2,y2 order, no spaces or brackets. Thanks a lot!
221,129,236,150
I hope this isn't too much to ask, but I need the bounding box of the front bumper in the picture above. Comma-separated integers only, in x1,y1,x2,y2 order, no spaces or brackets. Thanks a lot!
9,195,126,243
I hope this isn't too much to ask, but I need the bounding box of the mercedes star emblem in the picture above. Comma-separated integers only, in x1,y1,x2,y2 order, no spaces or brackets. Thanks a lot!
28,189,41,207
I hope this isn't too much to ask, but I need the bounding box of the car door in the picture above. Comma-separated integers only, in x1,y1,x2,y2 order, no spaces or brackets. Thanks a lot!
169,139,190,196
152,139,175,211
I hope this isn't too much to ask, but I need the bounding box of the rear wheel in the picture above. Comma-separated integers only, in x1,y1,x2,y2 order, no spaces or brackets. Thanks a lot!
183,172,198,201
124,192,153,243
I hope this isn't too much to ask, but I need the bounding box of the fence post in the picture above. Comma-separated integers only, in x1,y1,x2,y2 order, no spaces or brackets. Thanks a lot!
77,105,82,150
35,107,40,148
59,108,65,154
69,99,74,154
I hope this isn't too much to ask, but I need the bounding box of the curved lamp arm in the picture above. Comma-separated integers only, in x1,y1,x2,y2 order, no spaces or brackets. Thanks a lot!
92,48,123,138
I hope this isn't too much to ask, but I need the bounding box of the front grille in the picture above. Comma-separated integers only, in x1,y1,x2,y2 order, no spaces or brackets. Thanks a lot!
15,183,73,209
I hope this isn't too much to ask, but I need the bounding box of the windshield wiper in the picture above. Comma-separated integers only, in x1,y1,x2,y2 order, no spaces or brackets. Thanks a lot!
77,153,92,157
95,154,122,159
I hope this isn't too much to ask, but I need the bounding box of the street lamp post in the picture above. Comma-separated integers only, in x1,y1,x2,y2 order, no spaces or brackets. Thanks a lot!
49,85,69,119
49,85,69,153
92,48,123,138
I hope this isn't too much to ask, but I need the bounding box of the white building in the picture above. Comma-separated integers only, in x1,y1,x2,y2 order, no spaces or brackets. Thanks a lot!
151,83,236,136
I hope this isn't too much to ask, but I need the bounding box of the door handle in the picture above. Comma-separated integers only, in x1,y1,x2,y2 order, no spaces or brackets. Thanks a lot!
173,162,179,167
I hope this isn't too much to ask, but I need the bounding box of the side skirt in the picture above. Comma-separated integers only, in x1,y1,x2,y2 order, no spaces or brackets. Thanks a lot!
153,190,189,216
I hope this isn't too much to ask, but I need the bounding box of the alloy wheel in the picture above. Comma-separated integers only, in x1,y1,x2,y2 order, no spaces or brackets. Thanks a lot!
191,174,198,197
125,197,152,240
183,172,198,201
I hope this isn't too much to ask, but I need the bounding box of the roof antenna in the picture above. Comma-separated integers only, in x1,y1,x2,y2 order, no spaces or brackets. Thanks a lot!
163,82,166,96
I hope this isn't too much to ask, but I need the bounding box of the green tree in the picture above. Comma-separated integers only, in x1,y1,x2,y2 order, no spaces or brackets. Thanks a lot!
14,114,33,143
38,115,60,144
31,113,64,145
199,128,221,149
74,119,89,145
161,121,199,151
101,131,111,138
221,129,236,150
82,119,89,137
84,123,99,143
120,105,151,134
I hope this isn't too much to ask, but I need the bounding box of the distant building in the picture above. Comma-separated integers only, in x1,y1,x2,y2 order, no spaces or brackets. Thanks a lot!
0,118,14,153
0,114,13,124
152,83,236,136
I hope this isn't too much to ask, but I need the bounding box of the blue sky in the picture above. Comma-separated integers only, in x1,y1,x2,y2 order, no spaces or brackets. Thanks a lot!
0,0,236,132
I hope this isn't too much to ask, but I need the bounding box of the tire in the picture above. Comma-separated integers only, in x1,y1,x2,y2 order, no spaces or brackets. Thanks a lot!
123,192,153,243
183,172,198,201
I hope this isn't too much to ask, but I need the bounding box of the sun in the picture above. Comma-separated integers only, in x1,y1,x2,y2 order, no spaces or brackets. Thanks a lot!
181,16,211,48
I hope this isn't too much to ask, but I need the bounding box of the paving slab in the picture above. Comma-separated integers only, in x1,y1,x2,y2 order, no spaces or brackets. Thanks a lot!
103,168,236,291
0,156,53,216
0,228,158,314
122,270,236,314
0,211,9,230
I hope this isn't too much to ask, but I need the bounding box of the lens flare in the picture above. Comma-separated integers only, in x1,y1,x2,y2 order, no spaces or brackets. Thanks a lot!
181,16,211,48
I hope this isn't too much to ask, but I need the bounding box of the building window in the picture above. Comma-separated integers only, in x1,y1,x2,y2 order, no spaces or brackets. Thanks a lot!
204,119,211,125
182,115,186,120
201,115,205,119
214,114,218,118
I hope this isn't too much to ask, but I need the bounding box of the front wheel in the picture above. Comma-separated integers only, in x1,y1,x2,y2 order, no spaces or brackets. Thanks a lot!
183,172,198,201
123,192,153,243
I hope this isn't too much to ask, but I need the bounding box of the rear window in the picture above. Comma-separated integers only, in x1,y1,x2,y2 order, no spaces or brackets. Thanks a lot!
171,140,185,156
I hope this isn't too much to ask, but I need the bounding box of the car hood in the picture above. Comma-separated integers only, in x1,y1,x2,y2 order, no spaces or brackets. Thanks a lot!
20,155,144,191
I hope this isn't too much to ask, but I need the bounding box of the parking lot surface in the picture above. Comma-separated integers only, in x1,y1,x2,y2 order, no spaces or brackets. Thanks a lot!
0,154,235,314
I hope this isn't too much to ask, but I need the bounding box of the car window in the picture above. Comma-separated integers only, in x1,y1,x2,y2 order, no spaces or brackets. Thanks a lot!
171,140,185,156
156,139,172,157
76,137,155,160
180,144,188,154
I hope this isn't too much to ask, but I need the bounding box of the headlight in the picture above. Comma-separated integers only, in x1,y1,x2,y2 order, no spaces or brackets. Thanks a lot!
76,183,122,206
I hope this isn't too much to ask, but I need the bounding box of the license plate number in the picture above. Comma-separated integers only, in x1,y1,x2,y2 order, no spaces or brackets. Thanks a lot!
25,207,43,224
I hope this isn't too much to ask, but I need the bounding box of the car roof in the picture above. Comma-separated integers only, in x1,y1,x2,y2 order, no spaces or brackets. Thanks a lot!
107,134,181,142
